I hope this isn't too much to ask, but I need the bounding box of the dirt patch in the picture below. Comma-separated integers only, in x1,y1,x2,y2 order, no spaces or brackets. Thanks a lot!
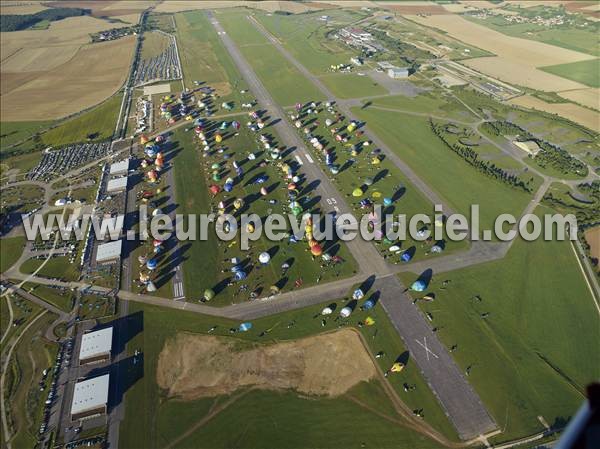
585,227,600,262
157,329,376,400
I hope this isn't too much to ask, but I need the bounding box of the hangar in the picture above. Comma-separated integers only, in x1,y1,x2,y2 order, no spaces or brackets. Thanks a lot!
70,374,110,421
107,176,128,193
96,240,122,264
109,158,130,176
79,327,113,365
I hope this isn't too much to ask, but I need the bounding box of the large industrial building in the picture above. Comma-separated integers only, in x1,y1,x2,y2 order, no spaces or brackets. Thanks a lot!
70,374,110,421
95,240,123,264
109,158,130,176
106,176,128,193
79,327,113,365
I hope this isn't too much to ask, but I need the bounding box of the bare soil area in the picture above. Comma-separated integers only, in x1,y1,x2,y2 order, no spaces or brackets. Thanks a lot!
157,329,376,400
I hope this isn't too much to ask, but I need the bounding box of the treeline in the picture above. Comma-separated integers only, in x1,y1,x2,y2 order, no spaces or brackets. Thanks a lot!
430,120,533,193
1,7,89,31
481,121,588,177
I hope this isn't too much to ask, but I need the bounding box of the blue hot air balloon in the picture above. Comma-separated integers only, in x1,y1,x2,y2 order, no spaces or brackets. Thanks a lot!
224,182,233,192
411,280,426,292
239,322,253,332
362,299,375,310
401,251,413,262
146,259,158,270
234,270,247,281
383,197,393,207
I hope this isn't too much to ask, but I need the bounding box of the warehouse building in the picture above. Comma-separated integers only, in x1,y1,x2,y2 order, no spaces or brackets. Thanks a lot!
387,67,410,79
95,240,122,264
79,327,113,365
109,158,130,176
70,374,110,421
106,176,127,193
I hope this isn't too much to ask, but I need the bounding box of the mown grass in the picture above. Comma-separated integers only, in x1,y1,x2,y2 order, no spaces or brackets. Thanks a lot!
0,236,26,273
40,93,122,147
20,256,80,282
0,121,54,152
20,282,74,312
216,10,324,106
319,73,387,99
119,288,460,449
352,107,535,235
400,207,599,443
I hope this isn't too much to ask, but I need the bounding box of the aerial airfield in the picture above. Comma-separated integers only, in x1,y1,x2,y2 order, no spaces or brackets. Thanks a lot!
0,1,599,449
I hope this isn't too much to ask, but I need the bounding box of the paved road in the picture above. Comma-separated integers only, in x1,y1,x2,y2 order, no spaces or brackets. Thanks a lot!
210,12,497,440
375,275,496,439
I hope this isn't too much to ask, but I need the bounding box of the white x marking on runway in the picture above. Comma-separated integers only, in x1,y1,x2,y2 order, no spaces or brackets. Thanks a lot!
416,337,439,361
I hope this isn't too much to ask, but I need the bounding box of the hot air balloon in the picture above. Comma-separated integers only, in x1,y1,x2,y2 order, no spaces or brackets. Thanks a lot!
321,306,333,315
238,322,252,332
401,251,413,262
140,135,149,144
362,299,375,311
383,197,393,207
352,289,365,300
390,362,404,373
234,270,247,281
146,259,158,270
215,133,223,143
224,182,233,193
258,252,271,264
260,187,268,196
233,198,244,209
146,281,157,292
310,244,323,256
352,187,363,197
139,272,149,283
203,289,215,301
340,306,352,318
209,184,221,195
411,280,427,292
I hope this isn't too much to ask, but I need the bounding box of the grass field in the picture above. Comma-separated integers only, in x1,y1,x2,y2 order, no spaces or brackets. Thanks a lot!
20,256,80,282
319,73,387,99
216,10,324,106
366,90,479,122
0,293,42,345
3,310,58,449
400,207,599,443
0,121,54,152
352,107,535,234
119,288,461,449
40,93,123,147
540,58,600,88
175,11,247,102
255,9,364,75
20,282,74,312
140,31,171,60
0,236,26,273
169,123,357,304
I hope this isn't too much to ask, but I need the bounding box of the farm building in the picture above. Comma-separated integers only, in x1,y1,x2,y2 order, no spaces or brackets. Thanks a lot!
96,240,122,264
107,176,128,193
70,374,110,421
109,159,131,176
79,327,113,365
388,67,410,79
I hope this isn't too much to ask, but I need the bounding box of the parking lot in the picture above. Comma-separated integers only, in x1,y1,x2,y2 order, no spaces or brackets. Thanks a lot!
134,34,181,85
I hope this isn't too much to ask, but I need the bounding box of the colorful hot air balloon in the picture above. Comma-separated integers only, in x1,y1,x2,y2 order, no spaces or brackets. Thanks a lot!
258,252,271,264
203,289,215,301
310,244,323,256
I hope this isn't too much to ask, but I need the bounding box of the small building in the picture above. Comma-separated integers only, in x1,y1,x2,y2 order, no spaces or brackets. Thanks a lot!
513,140,542,157
79,327,113,365
109,159,130,176
71,374,110,421
377,61,396,70
388,67,410,79
96,240,122,264
106,176,127,193
350,57,363,66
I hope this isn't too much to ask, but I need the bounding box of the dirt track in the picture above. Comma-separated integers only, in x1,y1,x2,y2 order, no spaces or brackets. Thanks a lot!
156,329,376,400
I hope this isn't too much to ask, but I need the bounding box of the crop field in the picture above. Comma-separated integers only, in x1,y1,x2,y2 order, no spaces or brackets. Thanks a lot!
119,291,460,449
558,88,600,110
319,73,387,99
1,35,135,121
464,8,600,57
406,13,595,92
540,58,600,88
216,10,325,105
255,9,365,75
169,123,357,304
399,206,600,443
352,107,535,234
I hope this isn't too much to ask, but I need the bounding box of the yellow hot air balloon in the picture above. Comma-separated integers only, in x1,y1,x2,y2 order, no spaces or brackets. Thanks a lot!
371,157,381,165
390,362,404,373
364,316,376,326
215,133,223,143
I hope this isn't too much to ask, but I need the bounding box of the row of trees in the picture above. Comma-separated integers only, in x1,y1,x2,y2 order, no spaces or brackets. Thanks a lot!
482,121,588,177
1,7,89,31
430,120,534,193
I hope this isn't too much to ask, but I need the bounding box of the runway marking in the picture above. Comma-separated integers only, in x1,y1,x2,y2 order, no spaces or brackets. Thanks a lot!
415,337,438,361
294,155,304,165
304,153,314,163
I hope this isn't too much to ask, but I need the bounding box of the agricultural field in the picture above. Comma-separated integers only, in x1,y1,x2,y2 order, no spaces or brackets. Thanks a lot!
540,58,600,88
399,206,599,443
119,292,461,449
216,9,324,105
352,107,536,235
